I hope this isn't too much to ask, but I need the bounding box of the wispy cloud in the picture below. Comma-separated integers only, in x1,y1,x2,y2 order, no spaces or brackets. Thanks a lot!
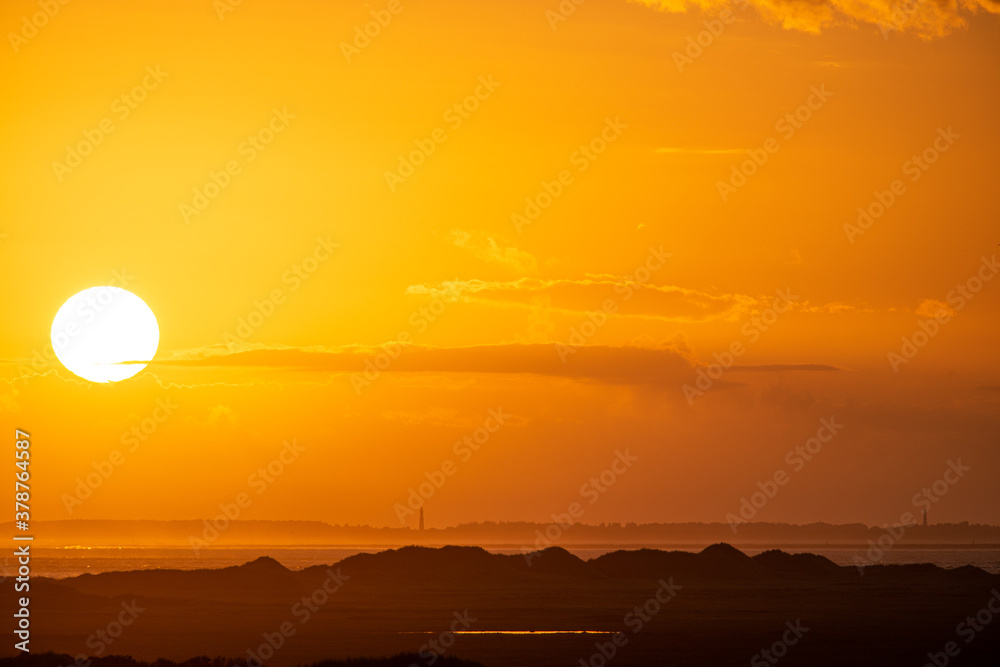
630,0,1000,37
915,299,956,318
800,301,875,315
406,277,757,322
148,343,839,387
449,229,537,273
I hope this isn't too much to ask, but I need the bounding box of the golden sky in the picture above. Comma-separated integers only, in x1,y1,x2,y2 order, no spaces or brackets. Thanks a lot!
2,0,999,529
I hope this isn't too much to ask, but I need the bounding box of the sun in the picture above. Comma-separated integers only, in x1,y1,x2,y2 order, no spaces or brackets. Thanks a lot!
51,286,159,383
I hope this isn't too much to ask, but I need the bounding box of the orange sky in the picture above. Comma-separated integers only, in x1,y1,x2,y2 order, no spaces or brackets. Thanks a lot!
2,0,998,529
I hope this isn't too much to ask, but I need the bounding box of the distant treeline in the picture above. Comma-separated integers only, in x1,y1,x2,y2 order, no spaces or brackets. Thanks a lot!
0,653,484,667
5,519,1000,546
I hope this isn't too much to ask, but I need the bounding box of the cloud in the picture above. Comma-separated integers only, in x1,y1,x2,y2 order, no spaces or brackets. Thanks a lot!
154,342,697,386
800,301,875,314
406,277,756,322
915,298,956,318
150,343,839,392
630,0,1000,38
449,229,537,273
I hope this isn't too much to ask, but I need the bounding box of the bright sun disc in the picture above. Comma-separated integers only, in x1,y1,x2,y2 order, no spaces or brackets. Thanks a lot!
51,286,159,383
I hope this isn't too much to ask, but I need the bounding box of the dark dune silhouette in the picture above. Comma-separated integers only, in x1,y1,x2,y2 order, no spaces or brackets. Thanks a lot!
60,555,309,603
502,546,608,579
5,544,999,666
52,542,998,599
302,545,517,584
589,542,765,582
751,548,851,579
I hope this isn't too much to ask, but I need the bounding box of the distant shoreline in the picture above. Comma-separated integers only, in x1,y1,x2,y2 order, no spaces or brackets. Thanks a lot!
31,541,1000,549
9,519,1000,550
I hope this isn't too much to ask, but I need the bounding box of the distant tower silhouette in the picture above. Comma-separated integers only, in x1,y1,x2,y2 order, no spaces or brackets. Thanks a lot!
419,507,424,531
922,508,928,527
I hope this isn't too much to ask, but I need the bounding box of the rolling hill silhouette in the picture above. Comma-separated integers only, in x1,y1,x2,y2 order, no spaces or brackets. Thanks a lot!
59,554,308,602
6,544,999,667
25,542,998,600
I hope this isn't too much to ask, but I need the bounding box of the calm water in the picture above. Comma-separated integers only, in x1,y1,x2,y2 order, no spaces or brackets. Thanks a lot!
4,545,998,579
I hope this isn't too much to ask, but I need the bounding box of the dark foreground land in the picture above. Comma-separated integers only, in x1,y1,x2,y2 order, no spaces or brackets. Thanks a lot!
3,544,999,666
0,656,484,667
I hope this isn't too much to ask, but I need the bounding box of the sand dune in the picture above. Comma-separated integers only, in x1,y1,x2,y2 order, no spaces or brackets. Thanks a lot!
4,543,999,666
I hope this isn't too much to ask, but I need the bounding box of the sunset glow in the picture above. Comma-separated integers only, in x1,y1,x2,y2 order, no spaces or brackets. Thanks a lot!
2,0,998,532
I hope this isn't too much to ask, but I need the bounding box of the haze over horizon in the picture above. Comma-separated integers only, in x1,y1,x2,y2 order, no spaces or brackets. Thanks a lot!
4,1,1000,665
2,0,999,531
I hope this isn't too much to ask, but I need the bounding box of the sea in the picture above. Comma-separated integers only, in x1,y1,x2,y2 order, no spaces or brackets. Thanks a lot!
5,545,999,579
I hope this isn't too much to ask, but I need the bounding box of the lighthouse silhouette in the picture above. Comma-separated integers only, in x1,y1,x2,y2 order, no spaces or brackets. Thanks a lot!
419,507,424,531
